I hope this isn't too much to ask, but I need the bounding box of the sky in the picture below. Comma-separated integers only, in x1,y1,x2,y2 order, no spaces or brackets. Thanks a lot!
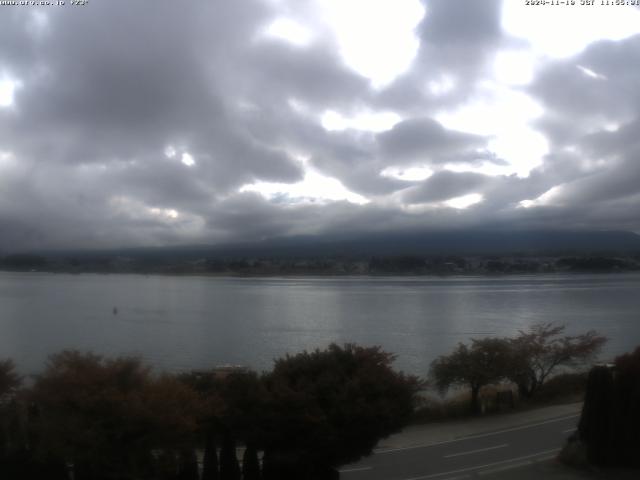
1,0,640,250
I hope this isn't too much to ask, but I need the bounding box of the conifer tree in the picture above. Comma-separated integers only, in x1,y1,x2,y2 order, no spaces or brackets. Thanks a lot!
178,449,199,480
202,432,219,480
242,444,261,480
579,365,615,465
219,431,240,480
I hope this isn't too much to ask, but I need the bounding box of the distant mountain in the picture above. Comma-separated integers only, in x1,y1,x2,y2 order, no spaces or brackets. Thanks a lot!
208,229,640,258
29,229,640,260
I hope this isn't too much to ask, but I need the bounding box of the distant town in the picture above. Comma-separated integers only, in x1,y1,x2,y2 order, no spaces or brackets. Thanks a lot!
2,252,639,276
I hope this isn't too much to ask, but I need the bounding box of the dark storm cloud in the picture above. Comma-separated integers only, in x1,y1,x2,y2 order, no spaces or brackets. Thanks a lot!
0,0,311,248
243,42,371,108
0,0,303,188
377,117,485,163
402,171,489,204
206,191,484,242
537,119,640,208
530,35,640,122
236,96,409,196
374,0,508,113
522,32,640,230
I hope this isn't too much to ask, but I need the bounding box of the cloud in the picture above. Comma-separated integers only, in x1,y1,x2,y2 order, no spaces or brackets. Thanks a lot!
402,171,489,204
377,117,486,164
1,0,640,250
421,0,503,46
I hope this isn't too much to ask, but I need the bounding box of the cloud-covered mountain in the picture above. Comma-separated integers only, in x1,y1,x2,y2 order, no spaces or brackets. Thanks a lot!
22,230,638,262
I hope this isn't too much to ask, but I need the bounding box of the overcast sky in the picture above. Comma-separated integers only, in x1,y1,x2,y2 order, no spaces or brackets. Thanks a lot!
1,0,640,250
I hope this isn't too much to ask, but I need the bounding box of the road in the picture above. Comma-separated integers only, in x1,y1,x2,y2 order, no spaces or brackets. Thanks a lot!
339,413,579,480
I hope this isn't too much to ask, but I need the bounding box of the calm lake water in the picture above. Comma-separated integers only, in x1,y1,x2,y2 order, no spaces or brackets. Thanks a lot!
1,272,639,376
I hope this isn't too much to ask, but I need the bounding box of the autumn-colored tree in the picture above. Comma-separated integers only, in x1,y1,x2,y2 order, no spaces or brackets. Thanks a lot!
141,374,204,450
507,323,606,398
29,351,202,480
179,368,268,479
430,338,512,413
261,344,421,479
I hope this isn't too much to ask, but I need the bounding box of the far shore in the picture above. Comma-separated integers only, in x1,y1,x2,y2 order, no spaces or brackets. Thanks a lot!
2,266,639,278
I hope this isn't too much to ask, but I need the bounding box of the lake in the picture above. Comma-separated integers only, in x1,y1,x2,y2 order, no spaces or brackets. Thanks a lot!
1,271,639,376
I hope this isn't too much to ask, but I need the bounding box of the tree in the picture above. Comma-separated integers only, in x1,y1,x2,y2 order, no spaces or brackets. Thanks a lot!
507,323,606,399
261,344,421,479
1,394,47,480
609,345,640,467
177,448,199,480
219,430,240,480
430,338,512,414
215,371,269,448
242,444,261,480
0,359,22,466
578,365,615,466
178,369,263,480
0,359,21,399
201,432,219,480
577,346,640,467
29,351,202,480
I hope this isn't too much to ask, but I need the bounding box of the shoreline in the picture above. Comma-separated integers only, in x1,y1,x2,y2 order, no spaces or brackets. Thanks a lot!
2,268,640,278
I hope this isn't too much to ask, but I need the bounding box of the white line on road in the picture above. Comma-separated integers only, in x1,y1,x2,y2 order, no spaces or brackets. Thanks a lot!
477,460,531,476
443,443,508,459
376,414,579,454
338,466,372,473
562,428,577,433
401,448,561,480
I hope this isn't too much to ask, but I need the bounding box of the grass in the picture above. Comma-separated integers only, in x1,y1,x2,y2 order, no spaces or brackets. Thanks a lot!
411,372,587,424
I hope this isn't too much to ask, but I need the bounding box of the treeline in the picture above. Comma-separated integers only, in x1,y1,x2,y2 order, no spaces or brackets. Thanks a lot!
0,325,623,478
0,345,420,480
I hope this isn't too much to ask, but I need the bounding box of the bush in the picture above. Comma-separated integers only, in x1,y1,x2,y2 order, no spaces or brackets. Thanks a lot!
525,372,587,404
412,393,469,423
261,344,422,477
558,432,589,469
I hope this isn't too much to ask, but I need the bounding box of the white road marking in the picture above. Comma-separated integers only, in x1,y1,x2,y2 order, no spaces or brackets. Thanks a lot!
532,453,559,463
376,414,579,454
443,443,508,459
338,466,372,473
563,428,577,433
401,448,561,480
478,460,531,476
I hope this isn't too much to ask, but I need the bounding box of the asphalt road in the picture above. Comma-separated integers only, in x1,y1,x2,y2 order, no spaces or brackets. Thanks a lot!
339,414,579,480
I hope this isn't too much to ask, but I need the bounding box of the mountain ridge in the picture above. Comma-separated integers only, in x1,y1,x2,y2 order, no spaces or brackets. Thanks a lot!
18,229,640,260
